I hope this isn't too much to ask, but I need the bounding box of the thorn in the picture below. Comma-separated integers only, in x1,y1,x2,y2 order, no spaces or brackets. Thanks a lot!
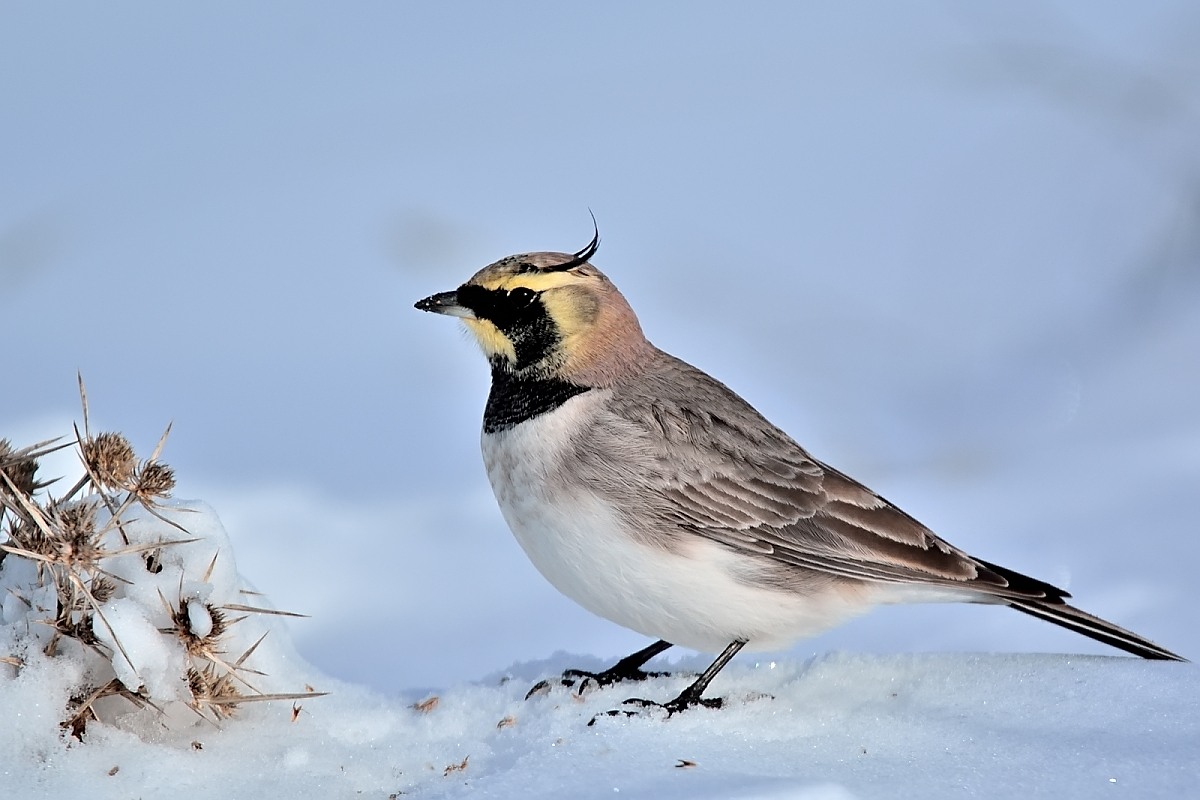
201,550,220,583
148,421,174,463
220,603,308,618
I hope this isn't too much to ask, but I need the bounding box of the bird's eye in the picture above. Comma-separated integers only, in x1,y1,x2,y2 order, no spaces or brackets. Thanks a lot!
510,287,537,305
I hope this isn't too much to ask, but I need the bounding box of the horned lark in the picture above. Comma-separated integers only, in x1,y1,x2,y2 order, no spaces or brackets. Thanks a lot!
415,227,1185,716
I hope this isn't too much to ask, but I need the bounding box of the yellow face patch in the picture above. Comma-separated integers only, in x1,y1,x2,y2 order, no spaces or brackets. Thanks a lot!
454,264,602,370
461,317,517,362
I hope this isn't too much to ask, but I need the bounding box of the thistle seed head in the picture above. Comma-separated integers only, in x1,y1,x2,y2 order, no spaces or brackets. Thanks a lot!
0,438,41,497
48,500,103,567
82,432,136,489
187,665,242,719
90,576,116,604
134,461,175,500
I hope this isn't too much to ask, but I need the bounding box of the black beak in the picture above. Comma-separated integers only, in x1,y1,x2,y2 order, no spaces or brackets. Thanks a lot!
414,291,474,318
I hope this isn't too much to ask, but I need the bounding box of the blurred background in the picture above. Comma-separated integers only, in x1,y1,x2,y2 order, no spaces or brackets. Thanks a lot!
3,2,1198,691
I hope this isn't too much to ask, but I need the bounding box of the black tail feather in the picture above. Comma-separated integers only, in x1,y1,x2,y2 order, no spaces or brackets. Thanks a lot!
1007,598,1185,662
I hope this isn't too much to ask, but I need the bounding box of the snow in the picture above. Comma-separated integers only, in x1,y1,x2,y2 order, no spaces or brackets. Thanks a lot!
92,597,172,695
187,600,214,640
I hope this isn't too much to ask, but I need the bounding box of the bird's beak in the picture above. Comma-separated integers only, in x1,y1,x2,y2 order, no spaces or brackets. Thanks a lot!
414,290,475,319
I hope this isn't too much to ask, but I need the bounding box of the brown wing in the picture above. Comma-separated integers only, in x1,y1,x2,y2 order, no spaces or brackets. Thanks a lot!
578,352,1183,660
598,353,1057,599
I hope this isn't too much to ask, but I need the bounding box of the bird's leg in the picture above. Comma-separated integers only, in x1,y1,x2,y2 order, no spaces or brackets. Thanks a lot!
563,639,674,688
590,640,747,724
525,639,673,700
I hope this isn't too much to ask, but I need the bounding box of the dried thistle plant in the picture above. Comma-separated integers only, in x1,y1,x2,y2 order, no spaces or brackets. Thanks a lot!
0,378,326,740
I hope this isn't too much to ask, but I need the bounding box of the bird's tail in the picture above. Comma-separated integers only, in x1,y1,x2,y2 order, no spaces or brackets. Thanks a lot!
1005,597,1185,661
971,558,1185,661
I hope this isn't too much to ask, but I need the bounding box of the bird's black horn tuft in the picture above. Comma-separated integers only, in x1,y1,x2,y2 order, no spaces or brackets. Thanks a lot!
548,211,600,272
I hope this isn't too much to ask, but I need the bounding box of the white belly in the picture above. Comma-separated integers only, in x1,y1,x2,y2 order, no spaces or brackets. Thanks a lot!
480,399,878,653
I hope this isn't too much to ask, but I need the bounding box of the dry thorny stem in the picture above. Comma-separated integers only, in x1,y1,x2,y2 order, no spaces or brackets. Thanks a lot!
1,376,325,738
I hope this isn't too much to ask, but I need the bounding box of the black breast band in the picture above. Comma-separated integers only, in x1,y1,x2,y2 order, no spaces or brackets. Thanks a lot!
484,369,591,433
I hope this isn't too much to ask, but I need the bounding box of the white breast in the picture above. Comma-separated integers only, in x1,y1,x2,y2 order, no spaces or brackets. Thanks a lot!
480,393,881,653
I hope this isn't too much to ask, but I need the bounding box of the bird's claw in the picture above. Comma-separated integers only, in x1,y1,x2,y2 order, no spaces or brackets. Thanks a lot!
526,665,673,701
586,693,723,726
562,666,670,691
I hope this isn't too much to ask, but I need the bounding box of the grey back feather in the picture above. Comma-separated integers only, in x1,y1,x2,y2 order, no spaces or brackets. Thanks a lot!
570,349,1040,597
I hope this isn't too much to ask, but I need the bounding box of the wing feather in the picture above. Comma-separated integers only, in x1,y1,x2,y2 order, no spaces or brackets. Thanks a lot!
567,352,1183,660
590,354,1031,596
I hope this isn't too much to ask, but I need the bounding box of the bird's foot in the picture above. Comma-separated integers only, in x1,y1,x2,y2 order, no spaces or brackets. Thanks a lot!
524,664,672,701
524,640,676,701
563,664,672,693
586,688,723,726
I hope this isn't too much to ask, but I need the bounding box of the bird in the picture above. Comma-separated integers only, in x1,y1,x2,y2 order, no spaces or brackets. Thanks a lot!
414,224,1185,717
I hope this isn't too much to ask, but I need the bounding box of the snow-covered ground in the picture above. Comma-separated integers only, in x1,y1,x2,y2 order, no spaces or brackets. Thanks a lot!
2,494,1197,799
6,652,1200,800
4,3,1200,798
